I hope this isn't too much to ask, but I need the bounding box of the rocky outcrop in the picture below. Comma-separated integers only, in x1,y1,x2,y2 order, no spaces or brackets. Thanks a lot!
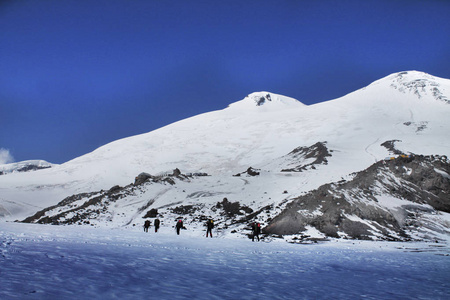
22,170,189,225
281,142,332,172
233,167,260,177
214,198,253,217
264,154,450,241
381,140,404,155
256,93,272,106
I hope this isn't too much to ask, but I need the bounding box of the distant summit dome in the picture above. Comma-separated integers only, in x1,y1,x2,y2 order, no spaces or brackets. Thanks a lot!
228,92,305,111
0,160,55,175
368,71,450,103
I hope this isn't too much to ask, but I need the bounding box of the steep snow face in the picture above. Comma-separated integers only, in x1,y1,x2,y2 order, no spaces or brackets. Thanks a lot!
1,71,449,222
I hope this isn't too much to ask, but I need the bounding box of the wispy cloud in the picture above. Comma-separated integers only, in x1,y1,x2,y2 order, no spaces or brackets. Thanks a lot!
0,148,14,164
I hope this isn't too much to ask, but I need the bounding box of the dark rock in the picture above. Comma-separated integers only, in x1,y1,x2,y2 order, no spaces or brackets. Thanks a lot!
246,167,260,176
281,142,331,172
108,185,122,194
134,172,152,185
381,140,404,155
143,208,158,218
256,93,272,106
172,168,181,176
265,154,450,240
233,167,260,177
216,198,253,217
171,205,199,215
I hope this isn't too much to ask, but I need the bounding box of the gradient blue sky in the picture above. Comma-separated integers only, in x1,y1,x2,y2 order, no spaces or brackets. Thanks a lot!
1,0,449,164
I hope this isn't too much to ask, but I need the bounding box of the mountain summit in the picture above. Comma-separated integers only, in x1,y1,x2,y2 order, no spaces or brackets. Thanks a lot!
368,71,450,103
227,91,305,111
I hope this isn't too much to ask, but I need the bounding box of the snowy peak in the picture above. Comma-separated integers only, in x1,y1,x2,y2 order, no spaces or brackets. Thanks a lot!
227,92,305,111
370,71,450,103
0,160,55,175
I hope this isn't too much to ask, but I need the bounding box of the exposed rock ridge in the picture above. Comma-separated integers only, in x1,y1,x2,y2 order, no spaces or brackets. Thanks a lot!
264,154,450,241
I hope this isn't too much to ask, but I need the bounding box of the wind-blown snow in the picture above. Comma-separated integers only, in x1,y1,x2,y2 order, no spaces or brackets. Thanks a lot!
1,223,449,299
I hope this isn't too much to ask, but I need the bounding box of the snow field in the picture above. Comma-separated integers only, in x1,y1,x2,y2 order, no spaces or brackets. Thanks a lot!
1,222,449,299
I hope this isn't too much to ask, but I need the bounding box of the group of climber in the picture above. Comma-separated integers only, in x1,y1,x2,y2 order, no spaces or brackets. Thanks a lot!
177,218,215,237
143,217,262,241
143,218,160,233
143,218,186,235
143,218,213,237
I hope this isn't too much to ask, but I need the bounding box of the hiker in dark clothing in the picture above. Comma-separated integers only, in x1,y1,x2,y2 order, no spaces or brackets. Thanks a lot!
154,218,160,233
252,222,261,242
144,220,151,233
206,219,214,238
176,219,183,235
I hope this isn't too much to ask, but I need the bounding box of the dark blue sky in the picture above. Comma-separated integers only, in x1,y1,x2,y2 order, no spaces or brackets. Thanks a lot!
1,0,449,164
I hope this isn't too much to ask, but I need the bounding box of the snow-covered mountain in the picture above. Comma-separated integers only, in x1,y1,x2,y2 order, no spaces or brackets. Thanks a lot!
0,160,55,175
1,71,449,242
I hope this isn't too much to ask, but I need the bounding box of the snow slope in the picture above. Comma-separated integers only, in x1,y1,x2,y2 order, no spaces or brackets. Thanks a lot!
0,71,449,230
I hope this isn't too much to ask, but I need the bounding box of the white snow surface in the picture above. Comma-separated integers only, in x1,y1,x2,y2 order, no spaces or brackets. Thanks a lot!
1,222,449,299
1,71,450,223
